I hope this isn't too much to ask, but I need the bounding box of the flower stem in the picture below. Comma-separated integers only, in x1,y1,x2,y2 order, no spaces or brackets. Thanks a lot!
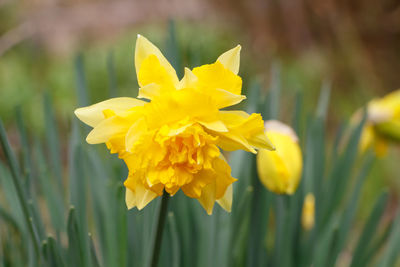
150,191,170,267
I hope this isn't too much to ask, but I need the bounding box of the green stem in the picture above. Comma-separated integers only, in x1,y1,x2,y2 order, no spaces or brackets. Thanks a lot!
150,191,170,267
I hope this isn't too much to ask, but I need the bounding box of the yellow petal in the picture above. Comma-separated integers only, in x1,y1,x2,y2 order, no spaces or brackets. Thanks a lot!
216,184,232,212
257,130,302,195
216,132,257,153
135,183,158,210
359,124,375,154
86,116,132,144
135,35,179,87
212,88,246,109
198,181,216,215
125,118,147,152
124,178,159,210
138,83,161,100
137,54,176,91
125,188,136,209
374,137,388,158
216,45,241,75
192,61,242,96
368,89,400,123
178,67,198,89
197,119,228,132
181,169,214,199
257,145,290,194
248,132,275,151
215,111,275,152
74,97,145,127
213,156,237,198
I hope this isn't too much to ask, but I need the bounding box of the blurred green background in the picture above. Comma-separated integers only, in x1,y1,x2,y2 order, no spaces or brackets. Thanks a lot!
0,1,400,265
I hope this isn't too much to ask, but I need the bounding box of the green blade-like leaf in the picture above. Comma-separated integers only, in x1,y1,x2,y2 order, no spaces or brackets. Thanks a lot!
0,120,41,258
357,220,392,267
247,154,270,267
322,111,366,225
328,154,374,265
350,190,389,267
165,20,182,79
75,53,90,107
230,186,253,267
272,195,290,267
15,107,32,192
167,212,180,267
42,236,66,267
33,141,65,232
107,51,118,98
378,210,400,267
67,206,90,267
43,93,63,195
88,233,102,267
315,81,331,121
292,90,303,135
0,204,21,233
266,62,280,120
68,120,87,229
313,217,339,266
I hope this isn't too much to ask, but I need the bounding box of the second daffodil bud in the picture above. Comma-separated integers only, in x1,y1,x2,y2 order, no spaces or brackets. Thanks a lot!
256,120,302,195
355,89,400,157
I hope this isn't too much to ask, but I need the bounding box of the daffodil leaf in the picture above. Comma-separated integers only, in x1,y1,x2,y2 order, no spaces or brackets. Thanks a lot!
350,190,388,267
42,236,66,267
378,210,400,267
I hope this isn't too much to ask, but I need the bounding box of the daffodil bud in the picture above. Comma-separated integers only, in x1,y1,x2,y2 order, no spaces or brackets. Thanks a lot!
301,193,315,231
356,89,400,157
256,120,302,195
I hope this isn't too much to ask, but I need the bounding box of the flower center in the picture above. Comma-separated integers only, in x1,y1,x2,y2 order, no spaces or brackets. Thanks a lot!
126,122,220,195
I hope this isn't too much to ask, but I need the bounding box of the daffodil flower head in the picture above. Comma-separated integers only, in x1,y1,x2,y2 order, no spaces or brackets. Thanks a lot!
356,89,400,157
256,120,302,195
75,35,274,214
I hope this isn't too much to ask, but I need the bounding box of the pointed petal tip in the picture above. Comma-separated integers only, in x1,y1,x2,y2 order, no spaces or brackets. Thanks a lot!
74,107,83,119
126,203,136,210
85,135,96,145
85,129,105,144
250,147,257,154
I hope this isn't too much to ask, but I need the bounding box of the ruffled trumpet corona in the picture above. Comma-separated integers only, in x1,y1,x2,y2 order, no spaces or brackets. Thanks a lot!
75,35,275,214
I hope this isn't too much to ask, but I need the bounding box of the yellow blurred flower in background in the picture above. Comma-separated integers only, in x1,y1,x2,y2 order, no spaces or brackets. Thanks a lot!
357,89,400,157
256,120,302,195
75,35,274,214
301,193,315,231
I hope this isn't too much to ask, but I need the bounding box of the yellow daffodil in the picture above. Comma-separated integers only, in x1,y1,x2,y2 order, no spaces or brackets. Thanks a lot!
256,120,302,194
75,35,274,214
301,193,315,231
356,89,400,157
